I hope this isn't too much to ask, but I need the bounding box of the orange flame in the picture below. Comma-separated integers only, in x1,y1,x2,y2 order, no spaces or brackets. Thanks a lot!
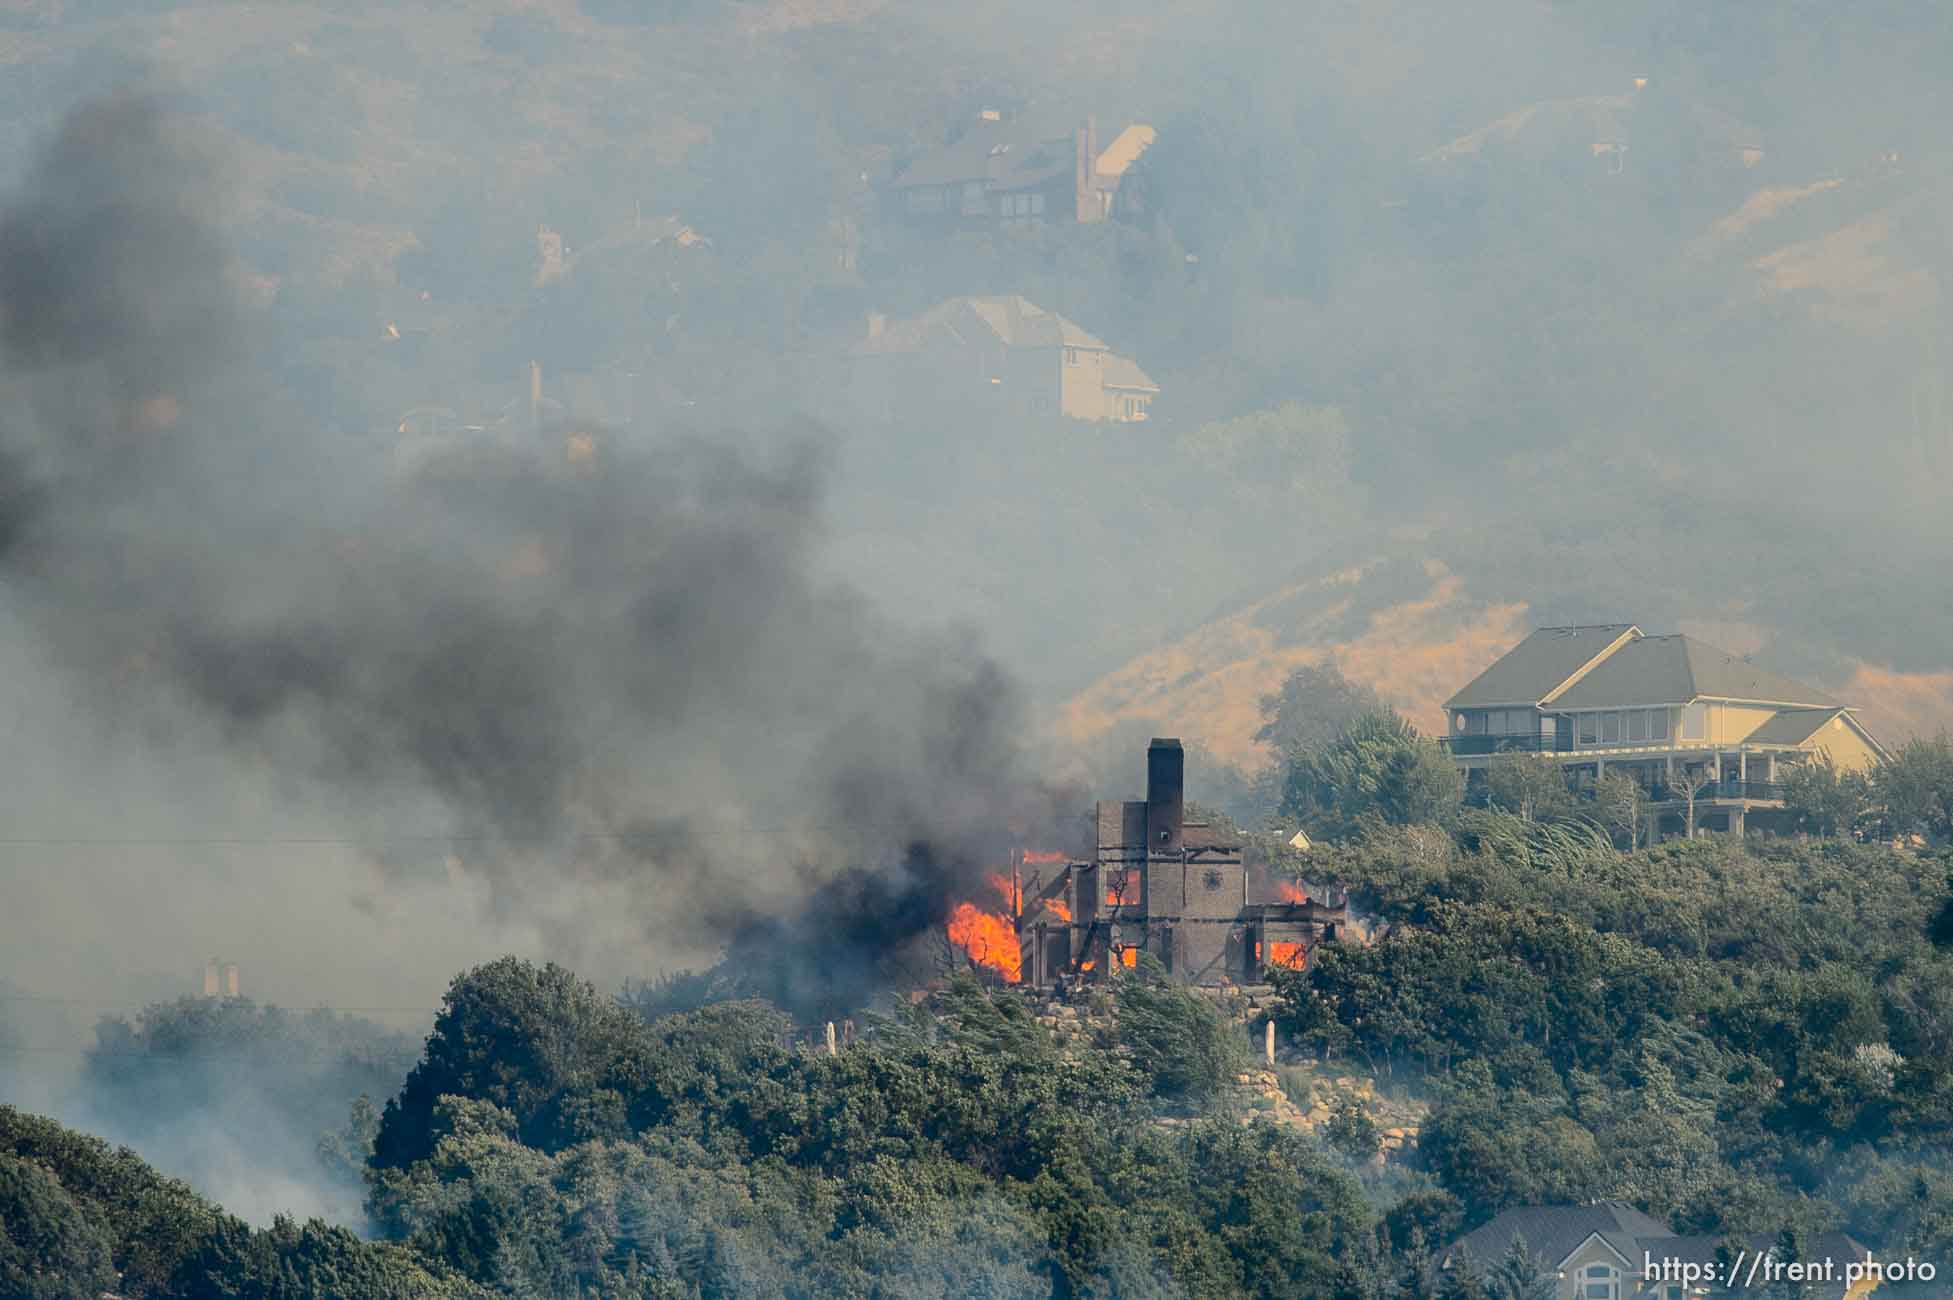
1079,959,1097,972
987,872,1021,917
1022,850,1067,865
947,902,1021,982
1044,896,1073,924
1275,881,1309,905
1117,946,1138,968
1105,876,1140,907
1263,941,1306,970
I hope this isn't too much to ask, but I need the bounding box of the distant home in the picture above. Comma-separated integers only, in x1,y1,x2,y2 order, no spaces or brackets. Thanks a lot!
1441,1204,1877,1300
854,295,1159,423
888,111,1154,227
1442,625,1887,838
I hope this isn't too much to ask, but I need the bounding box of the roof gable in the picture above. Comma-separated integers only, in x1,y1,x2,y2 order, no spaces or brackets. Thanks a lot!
858,296,1113,356
1445,625,1639,710
1551,634,1838,709
1444,1203,1669,1273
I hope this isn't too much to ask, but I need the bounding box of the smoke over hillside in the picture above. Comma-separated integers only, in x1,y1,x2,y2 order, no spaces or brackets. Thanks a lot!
0,95,1067,1013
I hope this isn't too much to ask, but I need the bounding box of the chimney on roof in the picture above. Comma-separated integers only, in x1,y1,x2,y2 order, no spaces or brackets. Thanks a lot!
866,311,885,339
528,360,542,432
980,108,1001,122
202,957,220,998
1146,738,1184,855
222,962,240,1000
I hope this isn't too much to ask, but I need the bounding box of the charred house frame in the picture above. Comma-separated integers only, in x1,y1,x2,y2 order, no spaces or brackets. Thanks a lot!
1019,739,1346,987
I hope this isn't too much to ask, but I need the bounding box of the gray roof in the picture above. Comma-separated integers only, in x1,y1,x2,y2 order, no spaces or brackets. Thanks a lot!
1551,634,1839,709
858,296,1111,357
891,118,1076,192
1445,625,1638,709
1102,353,1160,392
1448,1211,1868,1300
1445,1203,1669,1273
1744,707,1848,746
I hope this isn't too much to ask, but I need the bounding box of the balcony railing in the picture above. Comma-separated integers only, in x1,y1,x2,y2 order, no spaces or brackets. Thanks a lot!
1651,780,1786,803
1439,734,1567,755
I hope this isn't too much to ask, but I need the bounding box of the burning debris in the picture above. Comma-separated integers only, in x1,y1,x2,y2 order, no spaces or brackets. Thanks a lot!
942,739,1350,989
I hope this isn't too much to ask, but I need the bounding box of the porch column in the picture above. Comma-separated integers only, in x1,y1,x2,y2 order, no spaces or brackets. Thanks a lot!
1739,750,1748,782
1596,757,1606,780
1728,806,1746,836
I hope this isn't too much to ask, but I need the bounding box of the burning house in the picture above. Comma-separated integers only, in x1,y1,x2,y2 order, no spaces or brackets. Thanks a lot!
1006,739,1348,988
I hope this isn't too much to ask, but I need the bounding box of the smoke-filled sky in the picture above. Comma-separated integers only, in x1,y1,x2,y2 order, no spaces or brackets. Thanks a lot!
0,0,1950,1104
0,92,1082,1029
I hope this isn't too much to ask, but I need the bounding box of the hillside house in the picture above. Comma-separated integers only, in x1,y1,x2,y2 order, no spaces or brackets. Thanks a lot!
1016,739,1347,988
888,112,1154,227
1442,625,1888,838
1440,1205,1878,1300
854,295,1159,422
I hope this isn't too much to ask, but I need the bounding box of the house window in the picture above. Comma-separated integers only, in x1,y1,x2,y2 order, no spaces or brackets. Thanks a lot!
1681,702,1706,741
1578,1264,1619,1300
961,181,987,213
1650,709,1670,741
906,187,946,213
1065,347,1080,365
1627,710,1647,743
1579,714,1599,745
1465,712,1488,735
1602,712,1622,743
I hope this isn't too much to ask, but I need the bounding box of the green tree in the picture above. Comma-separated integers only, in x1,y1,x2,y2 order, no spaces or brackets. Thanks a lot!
1483,754,1574,824
0,1155,117,1300
1486,1234,1556,1300
1878,733,1953,843
1111,958,1246,1105
1282,710,1464,837
1781,754,1873,838
1255,660,1387,765
1592,771,1645,849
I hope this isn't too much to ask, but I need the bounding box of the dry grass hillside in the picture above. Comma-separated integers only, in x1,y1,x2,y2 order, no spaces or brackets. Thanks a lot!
1058,559,1953,773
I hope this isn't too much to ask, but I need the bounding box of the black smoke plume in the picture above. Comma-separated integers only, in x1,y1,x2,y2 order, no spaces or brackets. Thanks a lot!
0,95,1074,1017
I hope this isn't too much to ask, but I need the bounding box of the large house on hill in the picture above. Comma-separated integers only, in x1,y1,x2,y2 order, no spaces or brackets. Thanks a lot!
1442,625,1887,837
854,294,1159,423
888,112,1154,227
1441,1204,1878,1300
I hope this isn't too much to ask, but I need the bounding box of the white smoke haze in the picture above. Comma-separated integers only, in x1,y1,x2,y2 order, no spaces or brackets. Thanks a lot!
0,0,1949,1233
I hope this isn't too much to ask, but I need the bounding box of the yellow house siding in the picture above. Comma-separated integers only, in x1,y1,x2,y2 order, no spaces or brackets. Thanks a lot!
1710,702,1780,745
1059,347,1105,419
1806,717,1882,773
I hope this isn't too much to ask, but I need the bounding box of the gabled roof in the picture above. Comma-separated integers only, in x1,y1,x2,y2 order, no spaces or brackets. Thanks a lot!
1443,1203,1669,1273
858,296,1111,356
1102,353,1159,393
1745,707,1848,746
1551,634,1839,709
1444,625,1639,710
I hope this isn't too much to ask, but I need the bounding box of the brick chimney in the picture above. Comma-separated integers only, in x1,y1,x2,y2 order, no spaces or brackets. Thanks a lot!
222,962,240,1000
1146,738,1184,855
202,957,220,998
